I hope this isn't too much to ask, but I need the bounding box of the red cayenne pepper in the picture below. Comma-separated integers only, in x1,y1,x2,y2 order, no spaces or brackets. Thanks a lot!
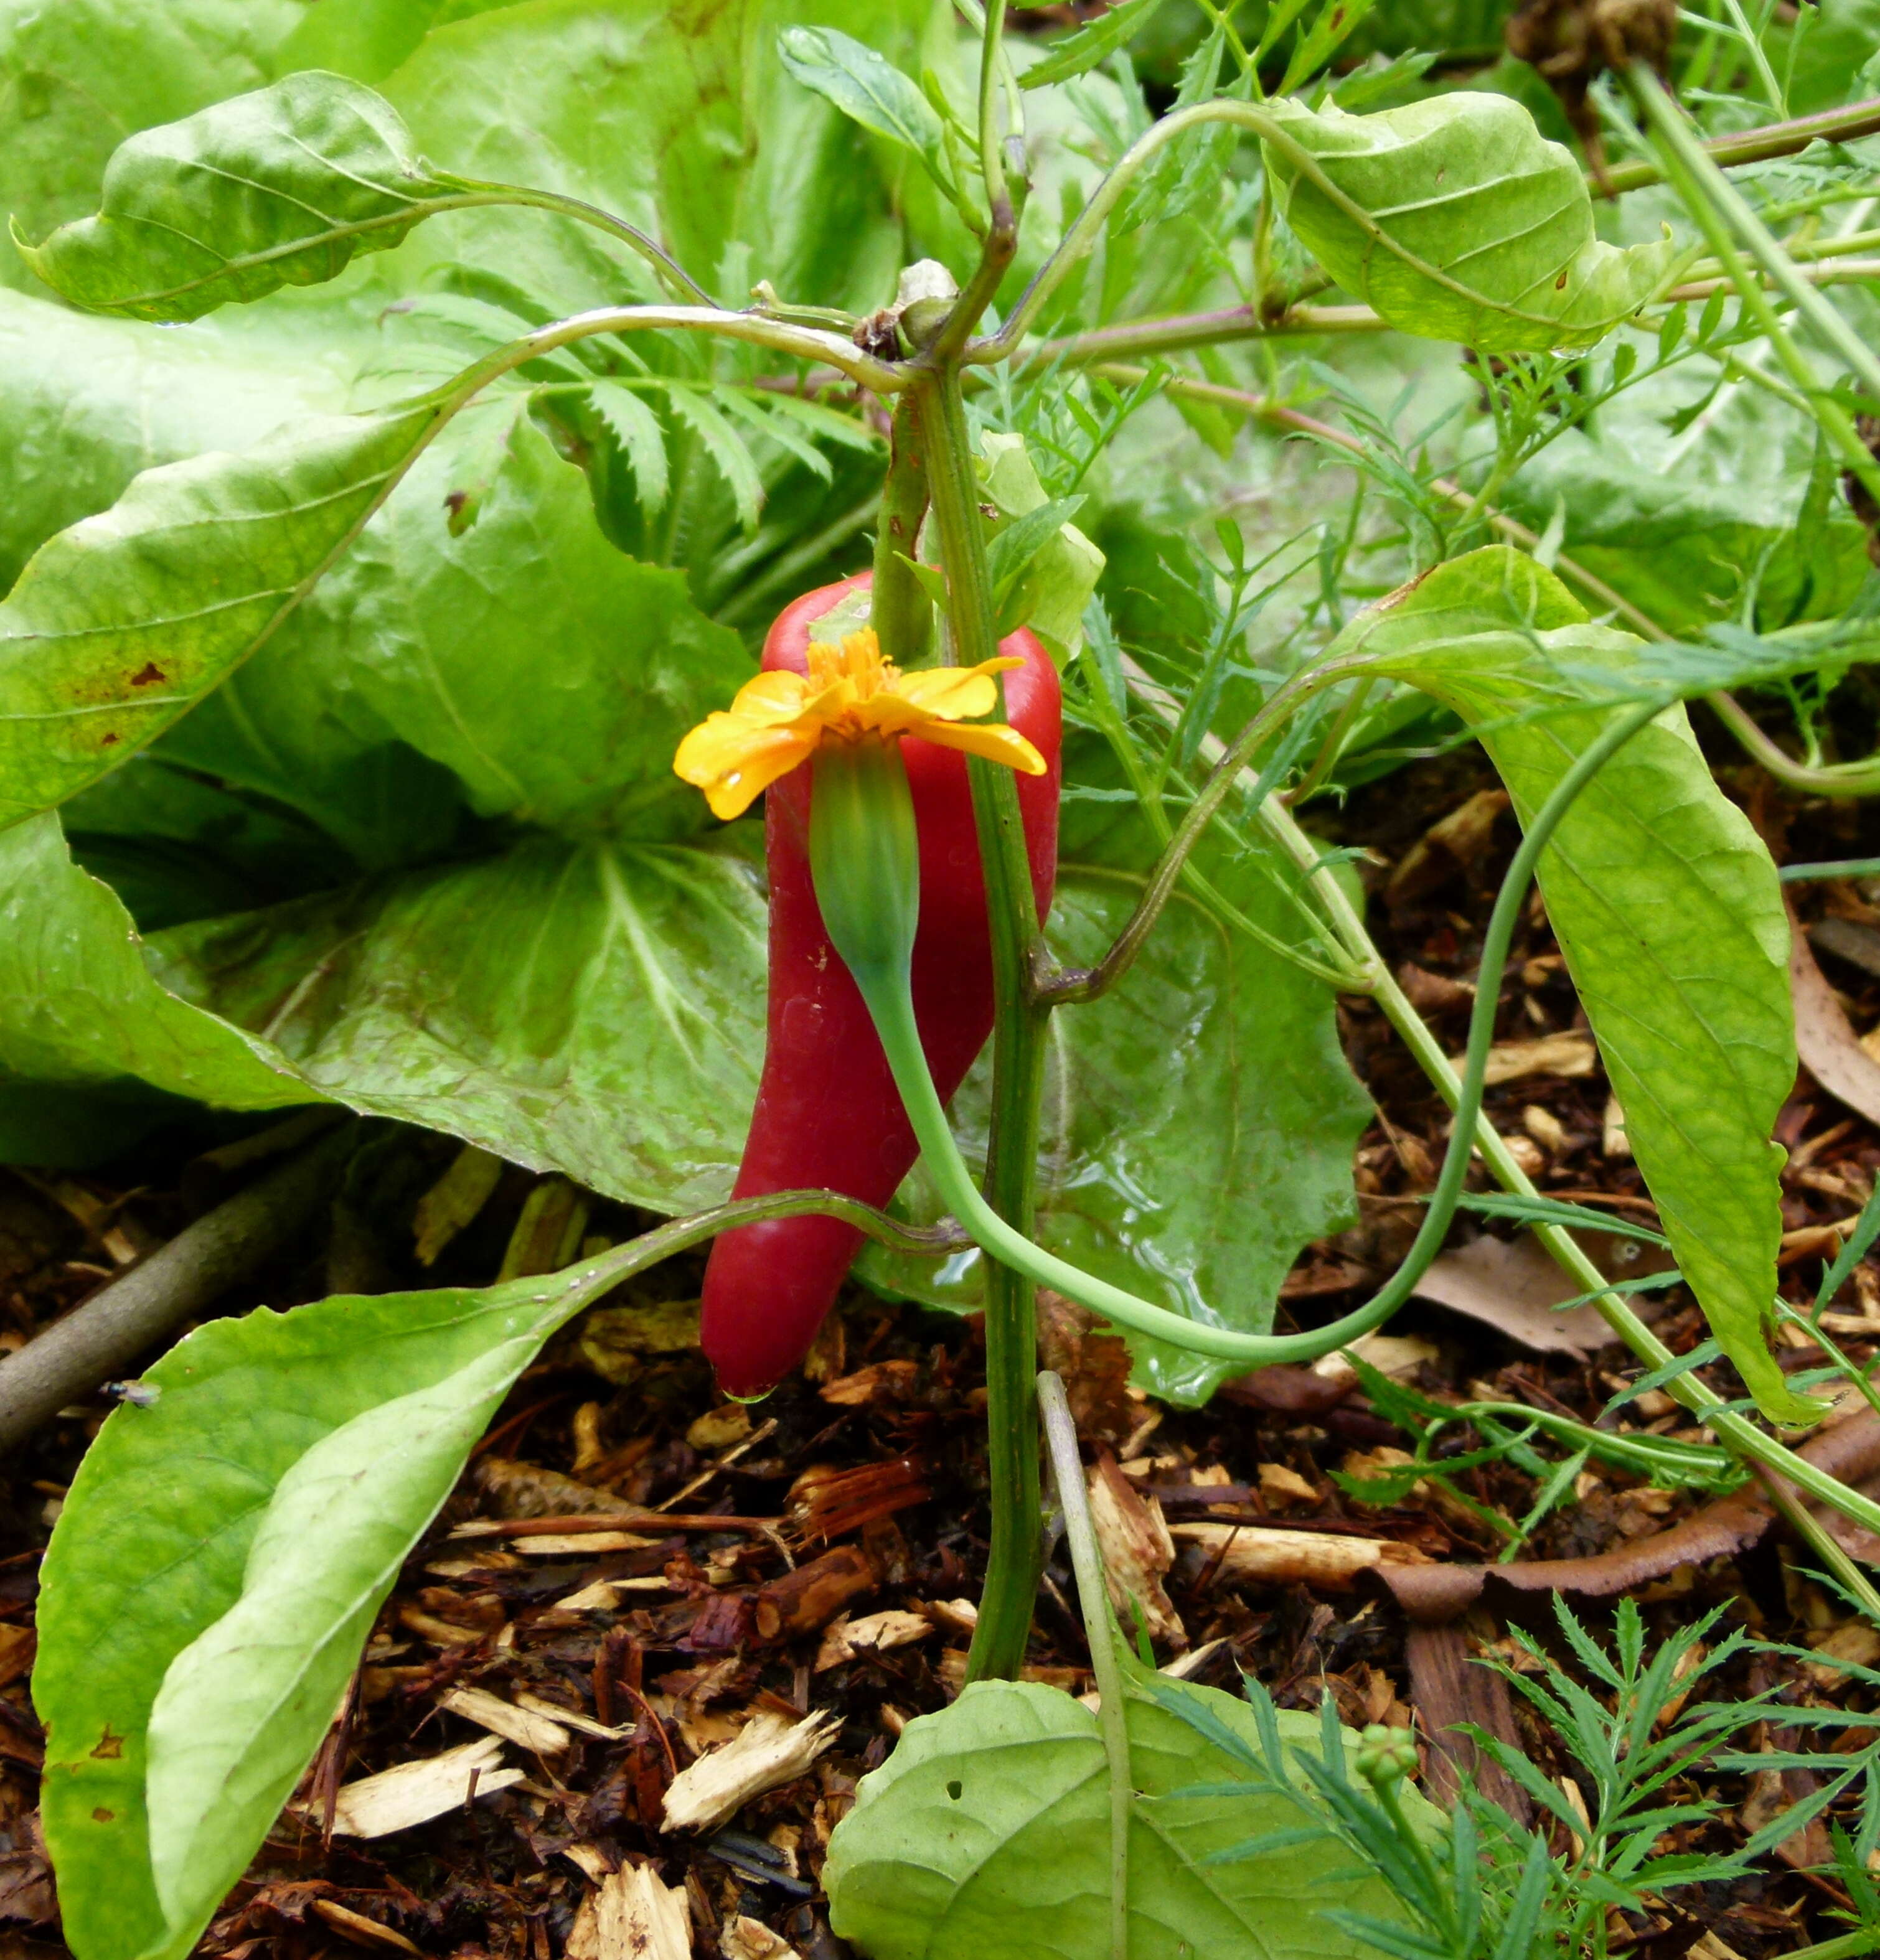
700,573,1062,1397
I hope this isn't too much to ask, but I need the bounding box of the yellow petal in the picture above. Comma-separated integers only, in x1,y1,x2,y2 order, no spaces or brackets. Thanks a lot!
889,665,1001,724
675,713,819,818
913,720,1047,776
725,668,817,725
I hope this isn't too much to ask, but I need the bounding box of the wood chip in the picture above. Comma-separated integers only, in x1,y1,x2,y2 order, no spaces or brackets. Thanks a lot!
1173,1522,1433,1592
568,1863,692,1960
1472,1031,1599,1086
1088,1454,1185,1648
921,1597,979,1635
1311,1331,1438,1384
310,1899,423,1956
512,1531,657,1556
660,1709,840,1832
0,1625,36,1691
1257,1462,1319,1508
814,1609,933,1672
1804,1621,1880,1687
686,1404,753,1452
321,1737,523,1837
721,1917,800,1960
563,1843,616,1882
439,1686,571,1755
412,1143,505,1265
514,1690,631,1741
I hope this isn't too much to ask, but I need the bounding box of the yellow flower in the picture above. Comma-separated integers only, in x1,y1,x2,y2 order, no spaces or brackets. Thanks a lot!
674,629,1047,820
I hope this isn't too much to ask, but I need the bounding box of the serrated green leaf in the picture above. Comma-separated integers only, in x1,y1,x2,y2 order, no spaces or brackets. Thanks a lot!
1020,0,1170,88
1261,93,1677,352
665,385,766,535
588,380,670,514
441,392,526,534
986,494,1087,619
778,24,947,178
824,1674,1429,1959
713,386,834,484
760,390,881,454
1278,0,1381,93
33,1240,677,1960
15,72,466,321
977,432,1104,657
1338,546,1805,1423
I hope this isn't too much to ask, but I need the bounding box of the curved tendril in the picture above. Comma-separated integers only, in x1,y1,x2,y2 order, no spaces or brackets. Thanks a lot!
843,696,1668,1367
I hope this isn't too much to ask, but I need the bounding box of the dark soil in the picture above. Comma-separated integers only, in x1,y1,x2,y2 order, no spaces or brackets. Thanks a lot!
4,716,1880,1960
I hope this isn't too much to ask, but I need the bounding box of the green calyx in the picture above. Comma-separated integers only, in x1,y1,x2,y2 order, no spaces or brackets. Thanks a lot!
807,739,921,985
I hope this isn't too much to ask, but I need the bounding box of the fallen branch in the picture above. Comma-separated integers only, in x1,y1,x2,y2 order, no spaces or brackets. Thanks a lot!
1372,1409,1880,1624
0,1118,355,1450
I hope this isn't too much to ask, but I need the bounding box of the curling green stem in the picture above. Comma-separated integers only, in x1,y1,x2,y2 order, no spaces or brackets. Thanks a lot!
835,700,1667,1368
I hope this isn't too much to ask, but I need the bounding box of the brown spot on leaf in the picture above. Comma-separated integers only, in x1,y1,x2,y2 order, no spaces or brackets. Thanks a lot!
1556,270,1569,289
126,662,165,687
99,732,120,748
91,1807,113,1823
90,1727,123,1759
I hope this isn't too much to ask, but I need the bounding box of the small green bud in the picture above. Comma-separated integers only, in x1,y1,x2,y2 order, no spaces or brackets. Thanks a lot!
1355,1723,1419,1787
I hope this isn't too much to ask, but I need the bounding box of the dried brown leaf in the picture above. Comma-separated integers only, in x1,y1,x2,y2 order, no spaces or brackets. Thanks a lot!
1410,1233,1615,1356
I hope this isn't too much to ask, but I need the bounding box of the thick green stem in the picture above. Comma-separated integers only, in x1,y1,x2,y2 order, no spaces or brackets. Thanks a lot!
870,392,934,668
1598,95,1880,195
920,362,1050,1680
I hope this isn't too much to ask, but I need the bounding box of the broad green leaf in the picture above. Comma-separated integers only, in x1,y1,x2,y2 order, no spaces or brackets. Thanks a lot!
0,0,309,297
0,398,444,828
1261,93,1677,352
777,24,948,179
1502,423,1872,637
0,813,319,1112
824,1674,1425,1959
215,415,755,840
861,825,1371,1407
16,72,476,321
271,0,517,85
63,754,344,932
35,1245,658,1960
1790,0,1880,110
0,284,356,591
1342,547,1804,1423
379,0,933,325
